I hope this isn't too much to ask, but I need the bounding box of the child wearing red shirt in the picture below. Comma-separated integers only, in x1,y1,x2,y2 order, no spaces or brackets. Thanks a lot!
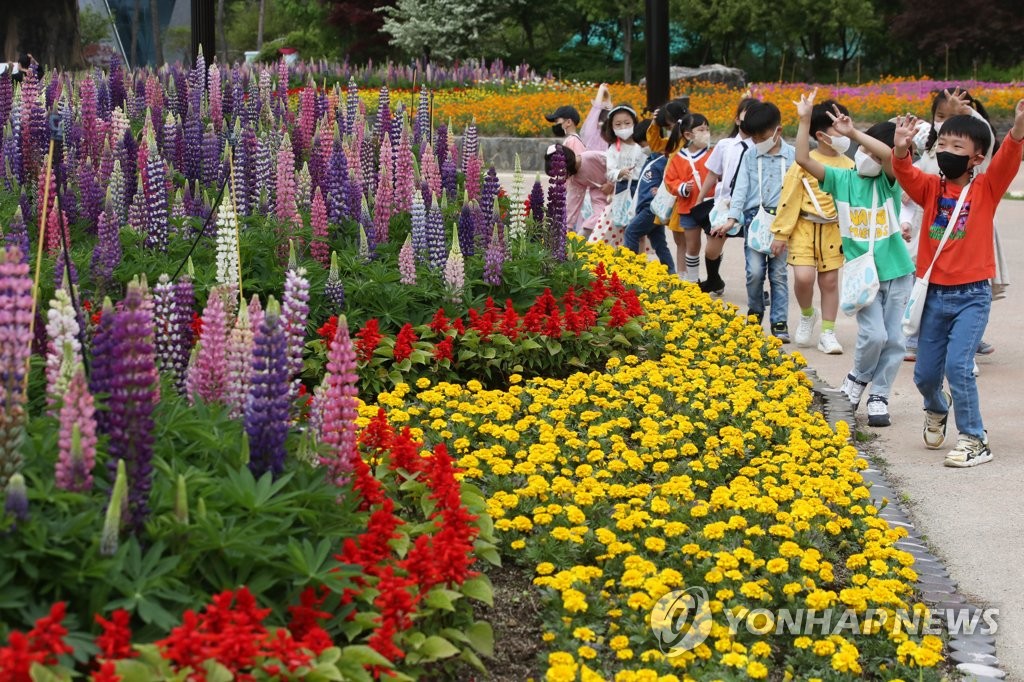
891,101,1024,467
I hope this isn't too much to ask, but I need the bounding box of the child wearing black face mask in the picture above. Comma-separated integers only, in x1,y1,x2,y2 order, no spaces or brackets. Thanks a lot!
891,100,1024,468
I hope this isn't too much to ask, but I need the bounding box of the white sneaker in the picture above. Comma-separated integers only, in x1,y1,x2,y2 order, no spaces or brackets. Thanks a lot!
944,433,992,467
795,310,817,347
866,395,891,427
972,361,980,377
817,330,843,354
923,389,952,449
840,373,868,408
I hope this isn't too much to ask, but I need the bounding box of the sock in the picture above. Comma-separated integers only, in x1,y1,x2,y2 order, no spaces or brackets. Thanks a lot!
705,256,722,282
802,307,815,317
822,320,835,332
685,255,700,281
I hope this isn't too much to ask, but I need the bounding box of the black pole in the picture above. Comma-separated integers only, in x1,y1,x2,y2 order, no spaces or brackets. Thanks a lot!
644,0,670,113
191,0,216,68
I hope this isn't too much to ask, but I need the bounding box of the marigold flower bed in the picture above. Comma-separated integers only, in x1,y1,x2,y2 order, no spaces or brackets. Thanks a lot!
365,240,945,681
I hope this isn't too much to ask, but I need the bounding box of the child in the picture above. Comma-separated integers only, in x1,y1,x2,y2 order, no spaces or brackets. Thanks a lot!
663,113,715,283
891,99,1024,466
794,91,915,427
544,143,609,235
696,97,759,295
602,105,647,198
545,105,587,156
716,101,793,342
771,99,856,354
624,120,676,273
901,88,1001,362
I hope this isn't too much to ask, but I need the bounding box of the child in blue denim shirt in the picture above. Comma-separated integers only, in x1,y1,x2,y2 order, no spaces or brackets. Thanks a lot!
624,120,676,273
714,101,795,342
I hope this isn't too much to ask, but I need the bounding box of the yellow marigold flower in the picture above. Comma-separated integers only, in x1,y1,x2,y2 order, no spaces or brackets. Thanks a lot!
766,558,789,574
511,540,526,550
746,661,769,679
812,639,836,656
645,537,667,552
578,645,597,659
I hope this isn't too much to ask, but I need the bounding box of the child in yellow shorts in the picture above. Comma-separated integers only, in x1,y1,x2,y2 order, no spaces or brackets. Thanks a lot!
770,99,855,354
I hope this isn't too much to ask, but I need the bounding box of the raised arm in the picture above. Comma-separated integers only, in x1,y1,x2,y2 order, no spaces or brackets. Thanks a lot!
829,107,896,179
794,90,826,182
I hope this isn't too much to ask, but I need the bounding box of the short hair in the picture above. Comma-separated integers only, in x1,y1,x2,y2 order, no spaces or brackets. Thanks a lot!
864,122,896,149
938,114,991,155
811,99,847,137
633,119,653,145
544,144,577,176
740,101,781,137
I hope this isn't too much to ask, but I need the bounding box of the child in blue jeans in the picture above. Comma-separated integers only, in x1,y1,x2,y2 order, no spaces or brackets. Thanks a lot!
624,120,676,273
714,101,794,341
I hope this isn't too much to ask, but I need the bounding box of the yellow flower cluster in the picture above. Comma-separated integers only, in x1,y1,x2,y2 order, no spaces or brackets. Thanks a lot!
362,240,945,679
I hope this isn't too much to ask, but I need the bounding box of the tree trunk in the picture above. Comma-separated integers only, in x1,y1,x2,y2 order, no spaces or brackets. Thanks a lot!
150,0,164,65
0,0,84,69
622,15,633,84
257,0,266,50
130,0,140,66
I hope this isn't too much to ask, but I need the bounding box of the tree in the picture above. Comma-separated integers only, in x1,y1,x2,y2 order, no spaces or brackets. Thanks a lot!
574,0,643,82
892,0,1024,70
1,0,84,68
380,0,498,61
323,0,395,61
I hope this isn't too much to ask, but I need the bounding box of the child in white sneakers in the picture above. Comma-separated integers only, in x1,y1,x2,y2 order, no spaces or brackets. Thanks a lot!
891,99,1024,466
794,91,915,428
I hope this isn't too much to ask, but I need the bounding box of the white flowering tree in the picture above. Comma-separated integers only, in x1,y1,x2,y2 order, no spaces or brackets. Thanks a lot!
379,0,497,61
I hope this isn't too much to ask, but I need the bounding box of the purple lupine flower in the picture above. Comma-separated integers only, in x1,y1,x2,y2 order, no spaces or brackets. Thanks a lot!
79,74,99,159
201,125,224,188
465,153,482,202
4,207,30,264
411,190,428,264
346,170,363,223
91,197,122,293
457,202,476,257
208,61,223,132
393,125,414,213
345,77,358,136
399,235,416,285
79,161,105,233
276,133,301,232
435,122,449,169
389,106,404,159
109,54,127,109
143,136,170,251
325,139,349,223
248,294,264,339
413,87,430,146
256,136,273,214
118,128,139,210
426,205,447,270
56,366,97,492
0,246,33,487
186,286,231,404
282,248,310,397
153,274,194,393
4,473,28,524
92,279,159,532
128,176,146,236
245,297,291,478
297,86,316,160
441,155,458,202
480,166,501,220
373,155,393,245
359,134,376,196
529,176,545,224
325,251,346,311
546,147,568,262
225,304,254,419
484,224,506,286
374,85,391,143
0,72,13,136
319,314,359,484
7,104,24,188
241,126,260,216
161,112,178,170
460,120,479,175
421,180,433,211
184,112,203,182
310,187,330,266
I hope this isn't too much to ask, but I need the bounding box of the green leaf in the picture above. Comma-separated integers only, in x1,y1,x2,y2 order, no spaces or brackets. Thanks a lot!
417,635,460,660
112,660,162,682
30,664,70,682
339,644,392,667
202,660,234,682
466,621,495,656
461,575,494,605
423,587,462,611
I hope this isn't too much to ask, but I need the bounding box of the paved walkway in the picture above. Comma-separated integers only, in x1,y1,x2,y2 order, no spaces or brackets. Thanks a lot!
497,162,1024,680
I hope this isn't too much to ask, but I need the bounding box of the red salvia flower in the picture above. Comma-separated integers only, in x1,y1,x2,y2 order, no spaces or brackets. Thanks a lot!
499,300,520,340
542,307,564,338
609,300,630,328
191,311,203,341
354,319,383,362
623,289,644,317
433,337,454,362
392,323,417,362
95,609,134,661
317,315,339,352
90,661,121,682
428,308,450,335
452,318,465,335
388,427,425,474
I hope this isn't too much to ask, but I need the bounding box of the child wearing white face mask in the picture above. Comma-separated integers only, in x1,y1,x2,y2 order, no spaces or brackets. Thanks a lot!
770,99,855,355
602,105,647,197
794,90,915,428
663,113,716,283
